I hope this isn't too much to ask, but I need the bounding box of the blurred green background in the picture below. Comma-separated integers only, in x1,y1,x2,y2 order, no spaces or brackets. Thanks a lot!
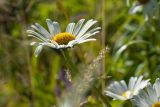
0,0,160,107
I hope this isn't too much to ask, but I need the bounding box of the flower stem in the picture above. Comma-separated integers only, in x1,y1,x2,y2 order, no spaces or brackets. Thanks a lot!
61,49,79,76
93,87,112,107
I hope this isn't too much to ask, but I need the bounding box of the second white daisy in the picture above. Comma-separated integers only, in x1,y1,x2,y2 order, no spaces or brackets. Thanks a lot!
129,0,159,21
132,78,160,107
105,76,150,100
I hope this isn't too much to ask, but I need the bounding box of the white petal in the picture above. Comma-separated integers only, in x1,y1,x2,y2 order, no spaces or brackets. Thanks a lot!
46,19,55,36
131,99,140,107
57,45,67,49
106,91,125,100
108,84,122,95
146,84,158,103
53,22,61,34
153,78,160,98
28,35,44,42
128,77,137,90
78,38,96,44
132,95,150,107
30,42,37,46
27,30,48,42
129,5,142,14
86,27,101,34
108,85,121,95
76,19,97,39
40,42,56,48
111,81,125,95
138,90,152,105
134,79,150,95
66,23,75,34
120,80,128,91
73,19,85,36
34,45,43,57
134,76,143,90
67,40,78,47
32,23,51,39
78,31,100,41
50,40,59,47
77,27,101,40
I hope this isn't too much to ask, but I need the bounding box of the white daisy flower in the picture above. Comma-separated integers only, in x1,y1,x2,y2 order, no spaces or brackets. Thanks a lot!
27,19,101,57
129,0,159,21
105,76,150,100
132,78,160,107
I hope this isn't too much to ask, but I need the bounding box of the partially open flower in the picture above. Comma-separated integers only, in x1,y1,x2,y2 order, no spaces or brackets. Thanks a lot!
105,76,150,100
27,19,101,57
132,78,160,107
129,0,159,21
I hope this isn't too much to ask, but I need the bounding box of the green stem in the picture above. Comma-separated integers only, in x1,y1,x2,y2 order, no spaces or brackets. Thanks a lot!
101,0,106,73
61,49,79,76
123,100,133,107
93,87,112,107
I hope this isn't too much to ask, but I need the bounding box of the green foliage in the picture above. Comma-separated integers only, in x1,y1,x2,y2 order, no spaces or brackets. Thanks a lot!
0,0,160,107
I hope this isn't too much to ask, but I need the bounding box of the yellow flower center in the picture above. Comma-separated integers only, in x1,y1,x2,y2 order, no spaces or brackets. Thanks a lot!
152,102,160,107
52,32,75,45
138,0,149,4
122,90,133,99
